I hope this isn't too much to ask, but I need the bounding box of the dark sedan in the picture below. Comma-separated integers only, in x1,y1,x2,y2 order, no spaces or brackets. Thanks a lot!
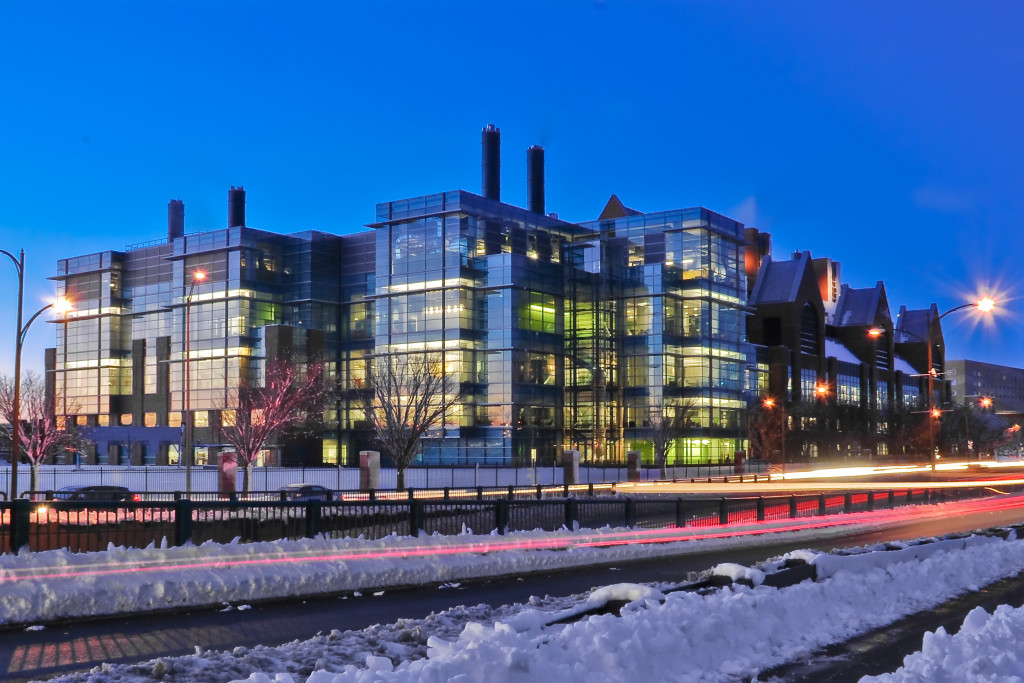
277,484,334,501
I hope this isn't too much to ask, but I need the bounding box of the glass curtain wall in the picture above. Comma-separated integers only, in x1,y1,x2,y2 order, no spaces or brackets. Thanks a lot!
580,208,751,466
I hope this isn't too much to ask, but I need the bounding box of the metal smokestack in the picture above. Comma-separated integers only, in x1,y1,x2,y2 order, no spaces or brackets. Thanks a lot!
228,186,246,228
167,199,185,242
527,145,545,214
481,124,500,200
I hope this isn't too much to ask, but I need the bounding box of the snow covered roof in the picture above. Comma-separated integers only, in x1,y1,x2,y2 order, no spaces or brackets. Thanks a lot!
893,355,918,376
825,338,860,364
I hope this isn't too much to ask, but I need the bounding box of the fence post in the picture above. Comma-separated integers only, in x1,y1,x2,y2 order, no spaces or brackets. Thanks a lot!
507,485,515,499
818,494,827,516
789,495,798,518
536,485,543,500
756,496,765,521
369,489,376,502
477,486,483,501
675,498,687,527
407,488,415,501
624,498,636,528
305,501,321,538
10,499,31,553
867,491,874,511
888,490,895,508
174,499,193,546
409,500,424,538
843,492,852,514
443,487,450,501
565,498,579,530
719,498,729,525
495,499,509,535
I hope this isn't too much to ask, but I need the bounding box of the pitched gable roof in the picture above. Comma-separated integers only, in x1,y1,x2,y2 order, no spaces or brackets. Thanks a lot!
896,305,938,344
833,281,892,327
598,194,642,220
748,253,811,305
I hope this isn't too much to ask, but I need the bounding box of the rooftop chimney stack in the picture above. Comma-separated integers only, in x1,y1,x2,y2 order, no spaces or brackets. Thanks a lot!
228,186,246,228
482,124,501,201
527,145,545,214
167,199,185,242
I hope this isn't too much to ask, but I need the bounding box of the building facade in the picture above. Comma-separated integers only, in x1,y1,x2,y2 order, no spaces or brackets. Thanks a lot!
43,126,1004,469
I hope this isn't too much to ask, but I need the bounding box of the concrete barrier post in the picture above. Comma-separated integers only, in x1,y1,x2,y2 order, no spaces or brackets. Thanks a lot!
359,450,380,491
627,450,642,482
562,449,581,486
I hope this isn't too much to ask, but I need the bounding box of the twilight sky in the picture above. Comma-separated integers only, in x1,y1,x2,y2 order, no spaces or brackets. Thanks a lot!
1,0,1021,374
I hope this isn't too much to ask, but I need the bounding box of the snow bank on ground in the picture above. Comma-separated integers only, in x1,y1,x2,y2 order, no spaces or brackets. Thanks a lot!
0,518,859,627
863,604,1024,682
225,534,1024,683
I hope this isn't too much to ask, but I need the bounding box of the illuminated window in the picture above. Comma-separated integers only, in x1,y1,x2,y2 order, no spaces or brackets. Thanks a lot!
194,411,209,427
168,412,182,428
120,414,132,426
322,439,339,465
144,412,157,427
221,410,236,427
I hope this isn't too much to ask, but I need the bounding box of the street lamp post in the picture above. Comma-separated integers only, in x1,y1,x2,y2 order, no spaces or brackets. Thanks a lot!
183,270,206,495
1,248,25,500
763,396,786,475
3,290,62,499
899,298,995,468
54,298,73,464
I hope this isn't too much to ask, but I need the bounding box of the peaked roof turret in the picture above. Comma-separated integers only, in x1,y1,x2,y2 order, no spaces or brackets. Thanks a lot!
833,281,891,328
748,252,812,305
598,194,642,220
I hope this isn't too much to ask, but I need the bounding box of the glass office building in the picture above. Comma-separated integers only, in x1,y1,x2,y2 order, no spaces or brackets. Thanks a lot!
48,184,754,468
49,191,374,466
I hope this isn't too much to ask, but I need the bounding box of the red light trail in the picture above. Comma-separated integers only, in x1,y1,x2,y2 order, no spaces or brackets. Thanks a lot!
5,493,1024,586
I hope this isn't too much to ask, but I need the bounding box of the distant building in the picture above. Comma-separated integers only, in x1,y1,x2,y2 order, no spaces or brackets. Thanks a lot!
947,359,1024,416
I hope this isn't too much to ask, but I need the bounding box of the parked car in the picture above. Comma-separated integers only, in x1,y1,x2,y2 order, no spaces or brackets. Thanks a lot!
277,483,334,501
52,485,140,502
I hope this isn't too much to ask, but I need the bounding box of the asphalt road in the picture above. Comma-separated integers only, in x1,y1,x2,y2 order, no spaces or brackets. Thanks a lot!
3,499,1024,682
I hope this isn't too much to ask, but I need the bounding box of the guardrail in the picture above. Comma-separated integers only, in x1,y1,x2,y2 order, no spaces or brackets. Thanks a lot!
2,485,1001,556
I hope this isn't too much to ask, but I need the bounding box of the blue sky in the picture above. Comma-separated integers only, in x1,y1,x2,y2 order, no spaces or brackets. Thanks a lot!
1,0,1021,374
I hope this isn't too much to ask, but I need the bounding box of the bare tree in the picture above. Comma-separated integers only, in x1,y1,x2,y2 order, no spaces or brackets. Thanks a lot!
219,358,324,493
0,372,80,496
880,403,928,461
647,401,698,478
362,352,463,490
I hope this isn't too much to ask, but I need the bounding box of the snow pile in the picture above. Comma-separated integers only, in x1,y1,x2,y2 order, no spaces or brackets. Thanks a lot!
0,519,856,627
863,604,1024,682
228,534,1024,683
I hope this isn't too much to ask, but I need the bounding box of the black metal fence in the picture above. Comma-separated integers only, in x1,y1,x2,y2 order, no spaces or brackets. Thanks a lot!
1,485,1001,556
